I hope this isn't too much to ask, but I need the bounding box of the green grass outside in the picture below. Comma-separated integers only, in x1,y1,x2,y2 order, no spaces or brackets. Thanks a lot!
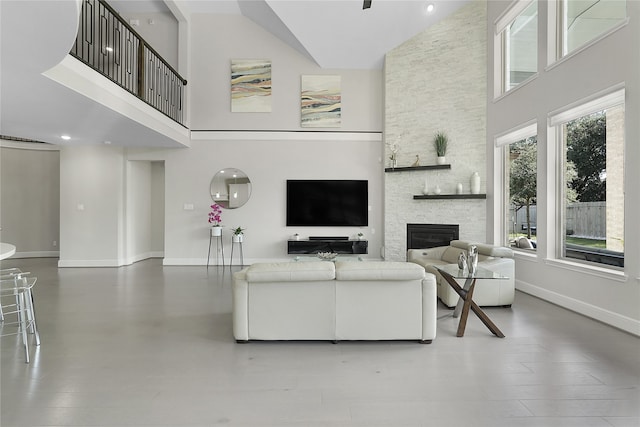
565,236,607,249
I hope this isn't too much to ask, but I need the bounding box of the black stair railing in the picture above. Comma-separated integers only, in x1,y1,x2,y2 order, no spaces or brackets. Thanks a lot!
70,0,187,125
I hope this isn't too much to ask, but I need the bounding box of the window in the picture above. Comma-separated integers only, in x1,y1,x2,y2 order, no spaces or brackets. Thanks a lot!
560,0,626,57
497,124,538,251
551,89,625,267
496,0,538,94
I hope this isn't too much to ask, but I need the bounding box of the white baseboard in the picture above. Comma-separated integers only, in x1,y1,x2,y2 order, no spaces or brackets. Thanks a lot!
12,251,59,259
516,279,640,337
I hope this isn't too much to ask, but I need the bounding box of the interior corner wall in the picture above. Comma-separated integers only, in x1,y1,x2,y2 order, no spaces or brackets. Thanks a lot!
0,143,60,257
383,0,488,261
58,145,126,267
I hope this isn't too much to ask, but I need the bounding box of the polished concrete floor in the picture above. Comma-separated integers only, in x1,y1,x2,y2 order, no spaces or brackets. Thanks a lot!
1,257,638,427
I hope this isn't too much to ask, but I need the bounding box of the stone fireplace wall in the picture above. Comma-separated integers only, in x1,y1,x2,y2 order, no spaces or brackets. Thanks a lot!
383,0,487,261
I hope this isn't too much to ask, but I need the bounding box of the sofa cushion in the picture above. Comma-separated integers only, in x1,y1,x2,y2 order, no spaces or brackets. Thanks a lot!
441,247,464,264
246,262,335,282
450,240,514,258
475,243,513,258
335,261,424,281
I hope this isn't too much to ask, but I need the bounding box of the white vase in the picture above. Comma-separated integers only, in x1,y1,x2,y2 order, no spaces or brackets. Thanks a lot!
433,184,442,195
422,179,429,195
436,156,446,165
456,183,463,194
470,172,480,194
232,234,243,243
211,226,222,237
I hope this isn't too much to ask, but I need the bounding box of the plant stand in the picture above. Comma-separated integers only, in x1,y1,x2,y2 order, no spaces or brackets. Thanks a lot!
230,239,244,267
207,229,225,267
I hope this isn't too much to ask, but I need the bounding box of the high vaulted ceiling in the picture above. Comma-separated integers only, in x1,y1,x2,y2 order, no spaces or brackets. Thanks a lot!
1,0,468,148
113,0,470,69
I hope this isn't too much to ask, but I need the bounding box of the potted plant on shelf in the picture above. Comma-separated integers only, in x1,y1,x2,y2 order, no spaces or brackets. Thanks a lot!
208,203,223,236
357,232,364,241
433,131,448,165
232,226,246,243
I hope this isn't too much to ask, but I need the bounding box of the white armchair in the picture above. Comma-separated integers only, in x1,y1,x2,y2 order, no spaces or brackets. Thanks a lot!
408,240,515,308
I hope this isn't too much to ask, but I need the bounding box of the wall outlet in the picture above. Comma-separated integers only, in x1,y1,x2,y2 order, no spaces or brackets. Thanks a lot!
53,240,57,247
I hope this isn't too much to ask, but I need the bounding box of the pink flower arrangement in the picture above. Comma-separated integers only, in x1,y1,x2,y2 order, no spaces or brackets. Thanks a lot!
208,203,222,226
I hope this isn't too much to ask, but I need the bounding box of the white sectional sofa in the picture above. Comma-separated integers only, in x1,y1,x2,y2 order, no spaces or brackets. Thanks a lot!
232,261,437,343
407,240,515,308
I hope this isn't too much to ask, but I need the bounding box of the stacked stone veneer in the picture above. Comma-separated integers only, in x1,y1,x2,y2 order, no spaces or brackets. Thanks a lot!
383,0,487,261
606,105,624,252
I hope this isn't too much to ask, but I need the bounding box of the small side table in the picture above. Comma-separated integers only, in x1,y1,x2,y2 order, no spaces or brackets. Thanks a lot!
207,230,225,267
230,238,244,266
435,264,508,338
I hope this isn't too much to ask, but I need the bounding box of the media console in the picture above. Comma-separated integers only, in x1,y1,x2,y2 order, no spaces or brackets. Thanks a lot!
287,239,368,255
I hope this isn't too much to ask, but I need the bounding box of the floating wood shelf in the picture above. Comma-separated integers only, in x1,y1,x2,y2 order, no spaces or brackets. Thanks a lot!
413,194,487,200
384,164,451,173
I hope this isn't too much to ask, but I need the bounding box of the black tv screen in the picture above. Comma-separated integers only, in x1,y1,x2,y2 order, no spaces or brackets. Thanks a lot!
287,180,368,227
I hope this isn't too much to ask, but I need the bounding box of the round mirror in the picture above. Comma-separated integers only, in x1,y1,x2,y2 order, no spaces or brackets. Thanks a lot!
210,168,252,209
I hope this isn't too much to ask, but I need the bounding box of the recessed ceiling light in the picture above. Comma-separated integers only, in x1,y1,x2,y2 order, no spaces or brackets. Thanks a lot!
61,135,71,140
103,140,112,145
426,3,435,13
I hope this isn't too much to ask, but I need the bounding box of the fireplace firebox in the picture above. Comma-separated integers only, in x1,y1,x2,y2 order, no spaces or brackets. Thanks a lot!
407,224,459,250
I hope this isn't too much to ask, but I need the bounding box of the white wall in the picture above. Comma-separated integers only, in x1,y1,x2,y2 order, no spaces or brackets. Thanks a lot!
119,11,179,69
126,160,152,263
59,145,126,266
128,134,383,265
57,11,384,266
487,1,640,334
383,0,488,261
0,141,60,258
189,14,382,132
150,161,165,255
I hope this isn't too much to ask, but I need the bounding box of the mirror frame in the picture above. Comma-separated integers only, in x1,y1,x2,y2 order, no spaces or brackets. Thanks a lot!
210,168,252,209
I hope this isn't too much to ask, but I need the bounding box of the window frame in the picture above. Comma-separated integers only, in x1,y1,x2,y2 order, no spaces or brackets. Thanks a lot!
548,86,625,270
494,0,538,97
547,0,629,66
495,122,538,251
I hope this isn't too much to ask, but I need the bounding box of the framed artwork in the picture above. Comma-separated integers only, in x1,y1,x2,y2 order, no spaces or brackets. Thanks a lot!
231,59,272,112
301,75,341,127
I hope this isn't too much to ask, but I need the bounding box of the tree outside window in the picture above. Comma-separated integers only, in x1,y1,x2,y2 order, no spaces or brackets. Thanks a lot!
507,136,537,249
561,105,625,267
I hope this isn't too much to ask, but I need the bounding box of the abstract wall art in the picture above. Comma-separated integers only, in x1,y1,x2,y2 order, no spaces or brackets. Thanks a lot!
301,75,341,127
231,59,272,112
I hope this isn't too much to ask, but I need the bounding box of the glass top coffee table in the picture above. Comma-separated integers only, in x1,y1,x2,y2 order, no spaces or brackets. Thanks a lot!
435,264,508,338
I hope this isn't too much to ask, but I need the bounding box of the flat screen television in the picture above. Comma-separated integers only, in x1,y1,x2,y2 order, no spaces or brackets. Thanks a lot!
286,180,368,227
